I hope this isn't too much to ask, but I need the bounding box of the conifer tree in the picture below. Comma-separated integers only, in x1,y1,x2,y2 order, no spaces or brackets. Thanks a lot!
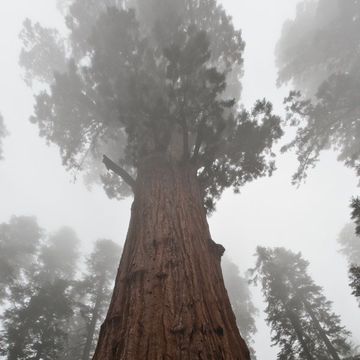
0,227,80,360
349,266,360,305
251,247,353,360
20,0,283,357
277,0,360,314
276,0,360,184
351,198,360,237
0,216,42,301
222,256,258,359
351,197,360,297
71,240,122,360
338,221,360,306
338,223,360,266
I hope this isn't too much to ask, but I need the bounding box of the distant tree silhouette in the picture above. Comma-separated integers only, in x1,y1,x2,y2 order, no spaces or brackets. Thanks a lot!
20,0,283,357
0,216,42,301
351,198,360,236
276,0,360,184
251,247,353,360
0,227,80,360
277,1,360,315
349,266,360,305
222,256,258,359
338,223,360,266
0,218,125,360
66,239,122,360
338,223,360,305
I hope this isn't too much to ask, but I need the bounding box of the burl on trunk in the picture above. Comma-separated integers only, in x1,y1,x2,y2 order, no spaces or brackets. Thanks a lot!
93,156,250,359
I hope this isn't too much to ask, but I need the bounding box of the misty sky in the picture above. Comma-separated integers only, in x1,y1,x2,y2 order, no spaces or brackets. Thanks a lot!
0,1,359,358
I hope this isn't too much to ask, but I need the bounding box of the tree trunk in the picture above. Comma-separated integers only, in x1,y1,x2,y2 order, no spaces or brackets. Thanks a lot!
285,308,314,360
82,283,105,360
303,300,341,360
92,156,250,359
279,291,314,360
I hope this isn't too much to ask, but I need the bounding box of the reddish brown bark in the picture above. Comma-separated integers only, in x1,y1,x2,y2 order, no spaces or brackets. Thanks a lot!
92,155,250,359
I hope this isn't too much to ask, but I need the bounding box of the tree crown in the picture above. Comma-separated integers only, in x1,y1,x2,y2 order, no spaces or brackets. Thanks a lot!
276,0,360,183
21,0,282,210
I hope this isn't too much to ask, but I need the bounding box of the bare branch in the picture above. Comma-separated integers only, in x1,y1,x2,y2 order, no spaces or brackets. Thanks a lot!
191,115,206,162
103,155,136,191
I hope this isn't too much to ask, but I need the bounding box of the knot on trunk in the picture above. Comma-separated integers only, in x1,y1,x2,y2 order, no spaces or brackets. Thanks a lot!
208,238,225,258
214,326,224,337
124,268,146,284
171,323,186,335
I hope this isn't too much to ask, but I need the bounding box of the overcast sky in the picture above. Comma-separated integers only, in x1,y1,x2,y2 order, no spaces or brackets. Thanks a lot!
0,1,359,358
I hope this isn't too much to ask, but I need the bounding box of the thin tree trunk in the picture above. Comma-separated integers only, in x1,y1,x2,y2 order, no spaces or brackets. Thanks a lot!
303,300,341,360
92,156,250,359
282,303,314,360
82,284,105,360
34,350,42,360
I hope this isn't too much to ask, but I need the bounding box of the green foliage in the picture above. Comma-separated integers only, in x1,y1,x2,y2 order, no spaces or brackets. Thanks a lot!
19,19,66,86
349,266,360,305
222,256,258,359
39,227,80,282
276,0,360,93
338,222,360,305
351,197,360,236
0,216,120,360
0,224,79,360
0,280,75,360
0,216,42,301
340,209,360,305
70,239,122,360
276,0,360,183
251,247,353,360
21,0,282,211
338,222,360,266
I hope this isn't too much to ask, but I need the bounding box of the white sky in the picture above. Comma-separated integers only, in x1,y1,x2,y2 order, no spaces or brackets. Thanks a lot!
0,1,359,358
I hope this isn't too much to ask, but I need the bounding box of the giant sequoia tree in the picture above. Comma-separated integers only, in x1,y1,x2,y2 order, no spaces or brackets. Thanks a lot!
20,0,283,358
251,247,353,360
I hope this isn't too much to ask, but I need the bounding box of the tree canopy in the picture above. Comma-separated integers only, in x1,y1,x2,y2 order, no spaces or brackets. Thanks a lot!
0,216,122,360
251,246,353,360
338,223,360,267
0,216,42,301
20,0,283,211
276,0,360,183
0,223,79,360
349,266,360,305
337,222,360,306
351,197,360,236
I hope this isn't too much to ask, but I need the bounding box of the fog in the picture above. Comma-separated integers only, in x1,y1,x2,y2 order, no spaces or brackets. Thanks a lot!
0,0,359,359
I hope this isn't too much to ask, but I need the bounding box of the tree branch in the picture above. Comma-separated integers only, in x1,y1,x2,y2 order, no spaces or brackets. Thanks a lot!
103,155,136,191
191,115,206,162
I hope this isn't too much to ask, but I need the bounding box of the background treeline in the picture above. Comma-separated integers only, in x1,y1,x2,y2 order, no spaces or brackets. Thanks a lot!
0,216,121,360
1,215,359,360
0,216,257,360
